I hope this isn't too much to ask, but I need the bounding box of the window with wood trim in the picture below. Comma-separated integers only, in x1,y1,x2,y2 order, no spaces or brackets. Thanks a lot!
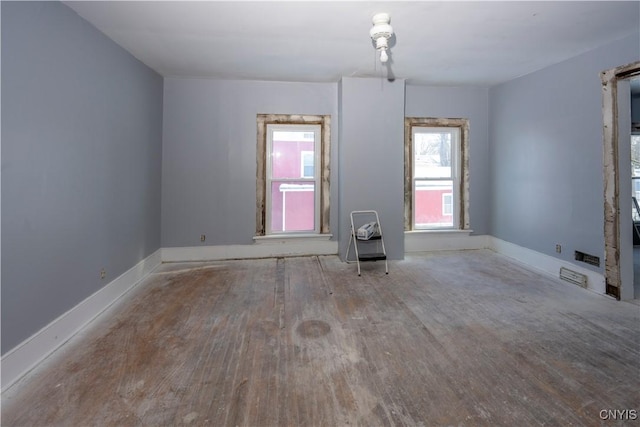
404,117,470,231
256,114,331,236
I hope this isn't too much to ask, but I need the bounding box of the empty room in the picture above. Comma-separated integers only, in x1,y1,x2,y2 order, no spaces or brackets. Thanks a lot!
2,1,639,425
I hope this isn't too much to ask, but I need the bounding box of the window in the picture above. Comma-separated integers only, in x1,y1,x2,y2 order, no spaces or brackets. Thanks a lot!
632,134,640,221
404,118,469,231
267,126,319,233
256,115,331,236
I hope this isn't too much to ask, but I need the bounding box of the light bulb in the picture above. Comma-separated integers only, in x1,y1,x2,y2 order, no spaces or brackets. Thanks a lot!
380,49,388,63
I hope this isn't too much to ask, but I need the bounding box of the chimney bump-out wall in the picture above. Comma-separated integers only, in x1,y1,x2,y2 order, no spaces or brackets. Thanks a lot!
338,77,406,260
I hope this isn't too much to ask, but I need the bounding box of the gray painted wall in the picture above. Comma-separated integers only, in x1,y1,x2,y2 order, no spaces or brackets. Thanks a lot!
1,2,163,353
405,85,490,235
161,78,339,247
338,77,406,260
162,78,486,261
3,1,636,355
489,32,640,272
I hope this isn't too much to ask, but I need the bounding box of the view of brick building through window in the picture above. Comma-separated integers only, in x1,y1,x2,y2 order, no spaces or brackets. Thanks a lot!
269,131,317,233
413,128,458,229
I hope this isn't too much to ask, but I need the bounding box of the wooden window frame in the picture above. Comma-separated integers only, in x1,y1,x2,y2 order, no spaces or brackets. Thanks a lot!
404,117,470,231
256,114,331,236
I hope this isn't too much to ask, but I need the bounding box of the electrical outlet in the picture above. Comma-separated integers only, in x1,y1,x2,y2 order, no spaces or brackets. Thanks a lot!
200,234,206,242
100,268,106,279
555,244,562,253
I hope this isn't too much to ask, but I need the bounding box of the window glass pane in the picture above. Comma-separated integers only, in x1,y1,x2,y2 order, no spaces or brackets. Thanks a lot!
301,151,314,178
414,180,453,228
632,135,640,178
414,131,452,179
632,136,640,221
442,193,453,216
271,131,316,179
270,181,315,232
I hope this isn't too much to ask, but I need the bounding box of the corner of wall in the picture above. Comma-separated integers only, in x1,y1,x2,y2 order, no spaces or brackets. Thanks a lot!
1,250,162,393
487,236,606,296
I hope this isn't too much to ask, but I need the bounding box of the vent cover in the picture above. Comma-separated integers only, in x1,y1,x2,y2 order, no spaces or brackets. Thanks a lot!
560,267,587,288
574,251,600,267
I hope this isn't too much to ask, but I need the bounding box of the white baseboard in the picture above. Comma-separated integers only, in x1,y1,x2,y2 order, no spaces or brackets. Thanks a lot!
488,237,606,295
162,239,339,262
404,232,606,295
1,249,162,392
1,236,607,393
404,230,489,252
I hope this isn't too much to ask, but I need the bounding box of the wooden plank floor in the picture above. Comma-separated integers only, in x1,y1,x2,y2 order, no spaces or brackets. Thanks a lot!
3,250,639,426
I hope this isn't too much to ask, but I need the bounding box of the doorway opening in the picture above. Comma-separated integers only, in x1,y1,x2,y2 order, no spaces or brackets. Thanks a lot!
601,61,640,300
630,79,640,300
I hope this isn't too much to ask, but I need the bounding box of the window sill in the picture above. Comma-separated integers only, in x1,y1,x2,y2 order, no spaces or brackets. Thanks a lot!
405,229,473,236
253,234,333,244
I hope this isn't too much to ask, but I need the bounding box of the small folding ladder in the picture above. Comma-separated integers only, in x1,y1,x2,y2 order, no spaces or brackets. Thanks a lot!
345,210,388,276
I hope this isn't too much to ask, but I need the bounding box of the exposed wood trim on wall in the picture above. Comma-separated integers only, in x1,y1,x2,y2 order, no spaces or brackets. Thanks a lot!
601,61,640,300
256,116,267,236
404,117,470,231
614,61,640,79
601,67,620,299
256,114,331,236
404,119,413,231
320,117,332,234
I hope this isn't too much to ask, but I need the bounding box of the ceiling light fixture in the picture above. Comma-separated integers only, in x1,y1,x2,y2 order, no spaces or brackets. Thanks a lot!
369,13,393,64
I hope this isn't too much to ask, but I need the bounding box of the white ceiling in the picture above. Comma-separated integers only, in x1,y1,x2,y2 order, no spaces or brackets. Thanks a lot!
64,1,639,87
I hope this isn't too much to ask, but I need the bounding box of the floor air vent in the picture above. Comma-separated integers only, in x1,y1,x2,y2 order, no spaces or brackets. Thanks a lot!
560,267,587,288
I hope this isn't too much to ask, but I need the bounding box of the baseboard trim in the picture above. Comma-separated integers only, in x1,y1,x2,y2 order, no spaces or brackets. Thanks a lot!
162,240,339,262
404,233,606,295
488,237,606,295
1,236,607,392
1,249,162,392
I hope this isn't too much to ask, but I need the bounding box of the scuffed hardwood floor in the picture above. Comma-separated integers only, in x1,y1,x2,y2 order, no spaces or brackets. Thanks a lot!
3,250,639,426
